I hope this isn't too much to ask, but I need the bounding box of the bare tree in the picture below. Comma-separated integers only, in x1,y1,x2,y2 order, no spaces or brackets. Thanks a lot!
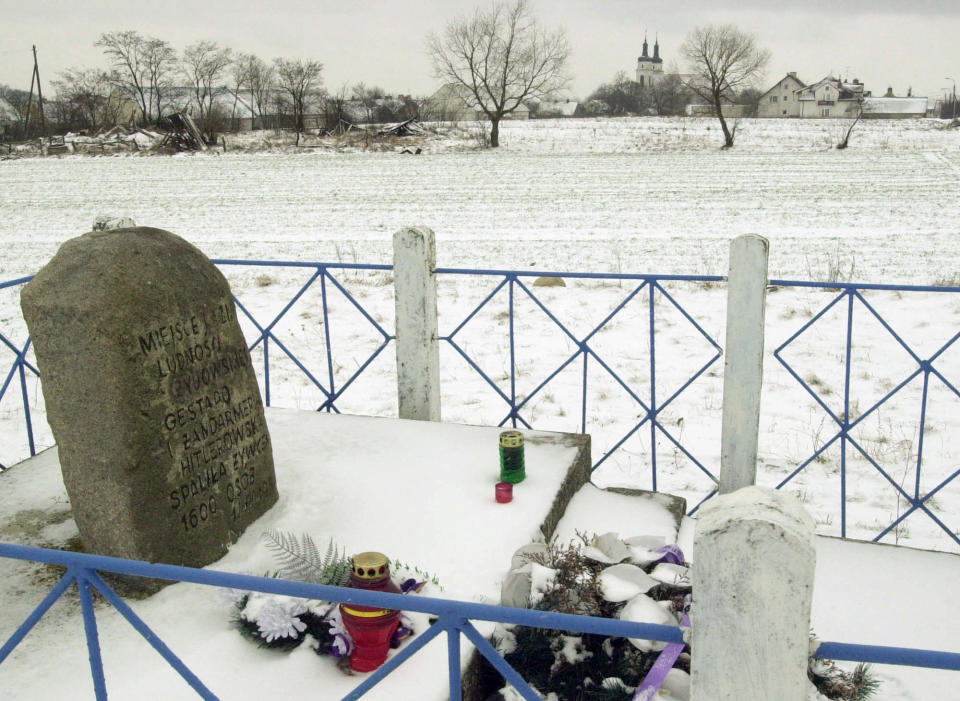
587,71,644,115
51,67,122,132
226,55,252,130
648,70,689,116
323,84,351,132
233,54,274,128
680,24,769,147
735,86,765,118
182,40,233,135
96,30,152,123
270,91,291,131
144,38,177,120
426,0,570,147
0,85,34,134
273,58,324,137
352,82,386,124
250,58,275,129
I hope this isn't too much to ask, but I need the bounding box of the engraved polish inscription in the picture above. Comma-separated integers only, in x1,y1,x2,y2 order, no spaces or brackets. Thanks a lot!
133,302,274,534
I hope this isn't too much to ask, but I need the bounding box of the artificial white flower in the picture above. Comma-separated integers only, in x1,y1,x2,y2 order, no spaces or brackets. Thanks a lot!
255,597,308,643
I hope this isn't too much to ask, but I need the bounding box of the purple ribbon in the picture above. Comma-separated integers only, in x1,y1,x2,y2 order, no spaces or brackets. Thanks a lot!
653,544,685,566
391,623,413,648
401,578,426,594
329,632,353,658
631,612,690,701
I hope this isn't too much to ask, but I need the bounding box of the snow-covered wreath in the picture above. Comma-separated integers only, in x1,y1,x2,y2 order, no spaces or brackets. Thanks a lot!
225,532,432,665
490,532,879,701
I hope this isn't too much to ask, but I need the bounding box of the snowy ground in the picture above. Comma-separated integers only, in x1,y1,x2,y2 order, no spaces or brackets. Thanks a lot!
2,410,957,700
2,117,960,554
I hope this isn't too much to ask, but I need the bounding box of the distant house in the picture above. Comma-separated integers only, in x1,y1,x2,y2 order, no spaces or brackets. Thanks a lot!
756,73,930,119
796,76,866,118
423,83,529,121
0,96,18,135
862,96,927,119
535,98,579,118
756,72,806,118
158,87,326,131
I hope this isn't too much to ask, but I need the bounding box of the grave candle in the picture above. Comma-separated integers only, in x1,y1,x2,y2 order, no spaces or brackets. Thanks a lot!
339,552,402,673
499,430,526,483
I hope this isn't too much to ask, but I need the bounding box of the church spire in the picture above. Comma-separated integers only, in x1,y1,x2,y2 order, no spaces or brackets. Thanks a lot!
653,35,660,61
642,32,649,58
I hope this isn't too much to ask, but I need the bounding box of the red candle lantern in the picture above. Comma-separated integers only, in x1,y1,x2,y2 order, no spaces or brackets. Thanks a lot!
339,551,402,672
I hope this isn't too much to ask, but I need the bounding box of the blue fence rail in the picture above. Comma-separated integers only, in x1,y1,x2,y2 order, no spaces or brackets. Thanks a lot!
1,542,957,700
2,263,960,548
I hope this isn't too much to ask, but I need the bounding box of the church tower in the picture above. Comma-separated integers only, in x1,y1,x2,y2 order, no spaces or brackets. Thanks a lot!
636,33,664,88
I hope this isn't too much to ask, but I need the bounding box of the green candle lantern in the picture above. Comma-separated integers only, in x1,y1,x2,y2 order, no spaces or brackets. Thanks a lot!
499,430,526,483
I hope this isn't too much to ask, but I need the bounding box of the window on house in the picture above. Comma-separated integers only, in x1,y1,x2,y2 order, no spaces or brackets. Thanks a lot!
783,109,787,115
770,96,778,103
783,95,788,101
822,108,830,116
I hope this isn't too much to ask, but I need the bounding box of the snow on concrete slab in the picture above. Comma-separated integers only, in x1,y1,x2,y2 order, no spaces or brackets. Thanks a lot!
0,409,588,699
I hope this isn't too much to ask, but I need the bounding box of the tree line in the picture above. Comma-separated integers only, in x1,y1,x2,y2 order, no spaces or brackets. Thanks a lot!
425,1,769,147
1,30,425,141
2,1,774,149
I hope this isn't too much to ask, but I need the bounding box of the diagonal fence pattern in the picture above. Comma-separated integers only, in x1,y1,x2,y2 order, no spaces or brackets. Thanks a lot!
2,263,960,550
436,268,723,513
770,280,960,548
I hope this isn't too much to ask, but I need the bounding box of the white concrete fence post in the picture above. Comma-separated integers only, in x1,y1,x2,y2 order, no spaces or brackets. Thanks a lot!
718,234,770,493
691,486,816,701
393,226,441,421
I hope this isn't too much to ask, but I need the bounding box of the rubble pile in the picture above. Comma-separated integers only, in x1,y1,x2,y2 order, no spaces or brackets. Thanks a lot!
48,126,165,155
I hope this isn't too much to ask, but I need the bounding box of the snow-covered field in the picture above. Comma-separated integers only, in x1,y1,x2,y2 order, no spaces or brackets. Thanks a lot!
2,116,960,553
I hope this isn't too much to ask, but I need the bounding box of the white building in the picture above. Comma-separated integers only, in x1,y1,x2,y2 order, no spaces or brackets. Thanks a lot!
796,76,866,118
756,72,806,118
862,96,927,119
0,96,18,135
635,36,665,89
424,83,529,121
535,98,578,117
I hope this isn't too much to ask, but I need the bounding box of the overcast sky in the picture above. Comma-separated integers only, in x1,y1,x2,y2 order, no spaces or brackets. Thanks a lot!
1,1,958,101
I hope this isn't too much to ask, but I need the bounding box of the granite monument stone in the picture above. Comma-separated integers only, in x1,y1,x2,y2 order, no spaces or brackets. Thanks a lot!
20,227,278,567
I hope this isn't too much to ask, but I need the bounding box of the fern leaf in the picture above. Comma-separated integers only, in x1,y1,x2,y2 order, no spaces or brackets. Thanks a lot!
261,531,352,585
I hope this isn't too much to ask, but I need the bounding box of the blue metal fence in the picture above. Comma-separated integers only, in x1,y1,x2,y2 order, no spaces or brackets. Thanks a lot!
434,268,723,514
212,260,394,412
770,280,960,549
1,541,957,700
0,542,684,700
0,275,38,467
2,264,960,547
3,263,960,696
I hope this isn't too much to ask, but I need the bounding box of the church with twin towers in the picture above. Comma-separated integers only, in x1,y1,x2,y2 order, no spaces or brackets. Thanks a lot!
635,35,665,88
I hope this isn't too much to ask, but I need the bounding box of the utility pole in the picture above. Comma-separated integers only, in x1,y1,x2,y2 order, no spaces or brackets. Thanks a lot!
33,45,46,136
22,45,46,138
